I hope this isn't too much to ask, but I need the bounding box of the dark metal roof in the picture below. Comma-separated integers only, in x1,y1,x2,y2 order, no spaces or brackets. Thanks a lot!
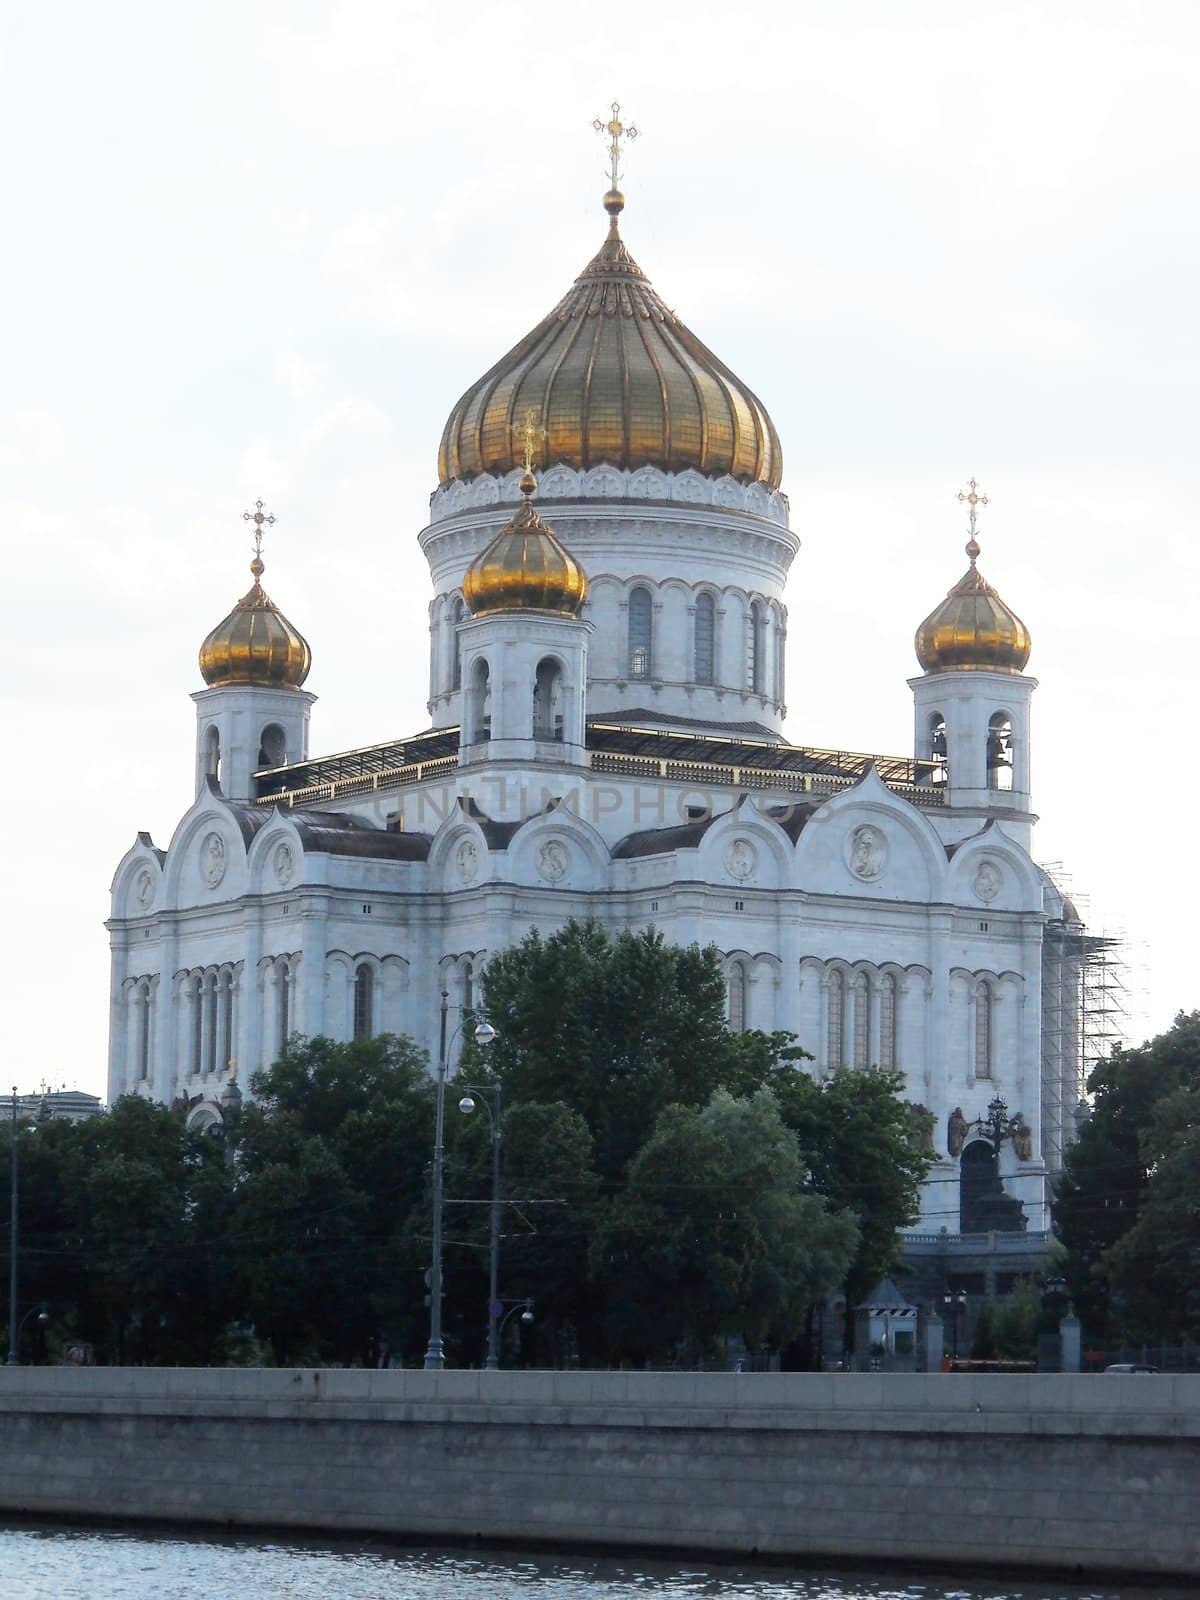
612,814,719,859
587,720,939,786
588,707,781,742
291,811,431,862
253,725,459,795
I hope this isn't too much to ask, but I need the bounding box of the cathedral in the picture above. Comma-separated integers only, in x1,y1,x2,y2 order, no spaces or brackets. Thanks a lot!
107,124,1085,1242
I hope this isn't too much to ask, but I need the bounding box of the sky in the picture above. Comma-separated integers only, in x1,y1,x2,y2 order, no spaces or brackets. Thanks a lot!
2,0,1197,1097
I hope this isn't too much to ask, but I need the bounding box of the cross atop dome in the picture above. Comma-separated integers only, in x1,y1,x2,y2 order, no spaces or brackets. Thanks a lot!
593,100,639,193
956,478,989,565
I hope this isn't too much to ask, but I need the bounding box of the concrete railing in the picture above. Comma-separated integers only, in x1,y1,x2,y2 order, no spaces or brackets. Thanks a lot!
0,1368,1195,1578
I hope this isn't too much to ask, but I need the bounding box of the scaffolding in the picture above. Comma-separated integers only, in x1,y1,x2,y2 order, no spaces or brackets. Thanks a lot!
1038,864,1135,1181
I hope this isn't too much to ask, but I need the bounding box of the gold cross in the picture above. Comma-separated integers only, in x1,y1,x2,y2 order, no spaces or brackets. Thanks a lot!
242,498,276,562
593,100,639,191
956,478,989,538
517,410,547,475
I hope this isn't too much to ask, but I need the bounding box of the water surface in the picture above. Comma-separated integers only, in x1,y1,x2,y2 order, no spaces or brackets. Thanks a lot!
0,1524,1177,1600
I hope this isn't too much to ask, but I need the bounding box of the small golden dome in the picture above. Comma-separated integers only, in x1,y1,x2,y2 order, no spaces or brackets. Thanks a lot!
463,475,588,618
438,191,782,490
199,555,312,688
915,539,1031,674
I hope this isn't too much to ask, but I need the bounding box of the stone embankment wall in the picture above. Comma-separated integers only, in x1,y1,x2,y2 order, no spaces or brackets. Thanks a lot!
0,1367,1195,1579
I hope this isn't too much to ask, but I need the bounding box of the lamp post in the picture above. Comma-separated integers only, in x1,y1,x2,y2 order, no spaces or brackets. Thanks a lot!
10,1303,48,1366
983,1095,1012,1175
493,1296,534,1363
423,993,496,1371
943,1288,967,1360
458,1083,502,1370
7,1087,18,1367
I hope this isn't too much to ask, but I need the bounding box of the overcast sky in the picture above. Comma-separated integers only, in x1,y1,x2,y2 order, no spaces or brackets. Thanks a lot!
3,1,1196,1096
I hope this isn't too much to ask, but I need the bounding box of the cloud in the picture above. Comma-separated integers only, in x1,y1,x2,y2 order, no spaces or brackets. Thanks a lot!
276,350,320,400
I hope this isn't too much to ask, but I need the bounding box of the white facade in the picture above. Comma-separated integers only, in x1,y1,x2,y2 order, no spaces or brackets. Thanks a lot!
106,226,1082,1240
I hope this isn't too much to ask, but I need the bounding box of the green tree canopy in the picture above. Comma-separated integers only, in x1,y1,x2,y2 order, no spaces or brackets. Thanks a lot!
772,1066,935,1310
590,1089,857,1364
480,921,800,1181
1055,1011,1200,1341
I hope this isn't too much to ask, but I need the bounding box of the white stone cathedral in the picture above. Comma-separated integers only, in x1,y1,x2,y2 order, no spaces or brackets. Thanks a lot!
108,169,1086,1239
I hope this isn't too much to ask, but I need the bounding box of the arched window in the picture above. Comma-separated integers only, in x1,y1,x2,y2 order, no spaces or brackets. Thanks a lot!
987,712,1013,791
220,970,234,1074
960,1140,995,1233
258,723,286,768
467,658,491,744
204,973,219,1075
628,587,652,679
462,960,474,1016
974,979,993,1079
451,598,464,692
879,972,897,1070
727,960,747,1033
748,601,766,694
929,713,948,785
773,613,786,703
533,658,563,740
190,976,204,1076
826,969,844,1069
853,971,870,1069
694,593,715,685
278,961,292,1055
203,726,221,782
353,963,374,1040
137,982,151,1081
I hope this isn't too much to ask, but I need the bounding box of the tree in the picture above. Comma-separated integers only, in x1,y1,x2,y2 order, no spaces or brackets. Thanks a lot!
590,1089,857,1365
772,1066,935,1313
233,1034,437,1363
480,921,799,1181
1055,1011,1200,1341
1103,1084,1200,1341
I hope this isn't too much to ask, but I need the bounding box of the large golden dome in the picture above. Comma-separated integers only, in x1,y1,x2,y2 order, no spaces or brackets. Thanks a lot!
199,555,312,689
463,470,588,617
915,537,1031,675
438,191,782,490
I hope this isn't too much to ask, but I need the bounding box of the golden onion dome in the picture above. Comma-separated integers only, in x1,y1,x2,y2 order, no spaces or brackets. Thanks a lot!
463,470,588,617
915,532,1031,675
438,189,782,490
199,553,312,689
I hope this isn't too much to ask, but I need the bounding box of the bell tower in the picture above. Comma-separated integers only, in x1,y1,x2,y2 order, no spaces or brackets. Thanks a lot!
909,481,1035,847
194,500,315,802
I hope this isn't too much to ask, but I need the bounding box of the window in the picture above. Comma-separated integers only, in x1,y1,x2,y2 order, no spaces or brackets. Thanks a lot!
190,976,203,1075
628,588,652,679
468,658,491,743
929,713,947,785
987,712,1013,792
879,973,897,1070
533,658,563,740
727,960,747,1033
974,980,993,1079
462,961,474,1016
258,723,286,768
203,726,221,782
694,593,715,685
826,969,844,1069
278,962,291,1054
774,614,786,703
853,972,870,1069
748,601,766,694
220,970,234,1074
451,598,464,692
353,964,375,1040
204,973,219,1075
137,982,151,1081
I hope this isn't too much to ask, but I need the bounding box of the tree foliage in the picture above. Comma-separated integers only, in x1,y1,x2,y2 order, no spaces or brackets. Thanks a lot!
590,1090,857,1364
1055,1011,1200,1342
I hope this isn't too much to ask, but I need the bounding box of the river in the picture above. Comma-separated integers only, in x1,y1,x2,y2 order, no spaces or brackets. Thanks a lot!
0,1524,1177,1600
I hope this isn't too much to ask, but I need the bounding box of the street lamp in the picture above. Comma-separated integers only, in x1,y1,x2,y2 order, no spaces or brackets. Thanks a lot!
943,1288,967,1360
458,1083,503,1370
492,1296,535,1365
7,1087,18,1367
984,1096,1012,1174
10,1303,48,1366
423,992,496,1370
